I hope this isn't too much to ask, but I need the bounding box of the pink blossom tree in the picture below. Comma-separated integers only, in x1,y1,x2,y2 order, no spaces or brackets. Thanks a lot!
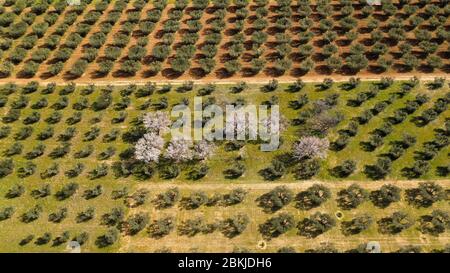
165,138,193,163
134,133,164,163
142,111,171,134
193,140,215,160
293,136,330,160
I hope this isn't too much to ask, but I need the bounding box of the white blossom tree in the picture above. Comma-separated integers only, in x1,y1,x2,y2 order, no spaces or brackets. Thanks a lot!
134,133,164,163
165,138,193,162
142,111,171,134
307,112,343,136
293,136,330,160
193,140,215,160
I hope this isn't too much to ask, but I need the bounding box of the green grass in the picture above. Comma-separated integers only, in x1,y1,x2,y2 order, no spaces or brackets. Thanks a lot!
94,183,450,253
0,80,448,252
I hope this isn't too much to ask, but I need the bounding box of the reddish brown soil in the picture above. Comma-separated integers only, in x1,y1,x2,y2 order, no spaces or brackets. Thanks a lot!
0,1,448,84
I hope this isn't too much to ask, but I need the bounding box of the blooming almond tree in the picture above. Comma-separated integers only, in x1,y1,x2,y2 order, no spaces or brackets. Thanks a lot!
142,111,171,134
165,138,193,163
134,133,164,163
293,136,330,160
193,140,215,160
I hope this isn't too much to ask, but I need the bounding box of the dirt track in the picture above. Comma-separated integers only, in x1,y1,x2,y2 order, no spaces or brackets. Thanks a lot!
0,73,447,86
133,179,450,191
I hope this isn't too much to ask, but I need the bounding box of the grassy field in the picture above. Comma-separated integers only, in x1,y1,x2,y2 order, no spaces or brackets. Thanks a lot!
0,80,448,252
1,180,449,253
120,181,450,253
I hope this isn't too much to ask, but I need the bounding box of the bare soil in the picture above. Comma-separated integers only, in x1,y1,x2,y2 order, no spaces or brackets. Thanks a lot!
0,1,448,84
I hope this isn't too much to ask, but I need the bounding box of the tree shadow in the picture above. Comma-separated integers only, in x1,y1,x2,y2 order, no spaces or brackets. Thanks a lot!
241,67,258,77
214,68,233,79
188,68,207,79
62,72,82,81
141,69,158,78
39,72,55,80
264,67,284,77
436,166,449,177
359,141,377,152
161,68,183,79
367,65,386,74
89,70,108,79
289,68,308,77
314,65,333,75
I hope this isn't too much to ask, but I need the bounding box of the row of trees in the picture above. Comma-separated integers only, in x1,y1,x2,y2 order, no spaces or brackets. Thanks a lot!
0,79,446,181
2,182,443,216
7,206,449,246
0,0,71,77
8,197,448,247
2,0,448,78
257,207,449,239
364,90,449,180
16,211,250,248
69,2,125,77
255,182,446,214
260,84,342,180
331,78,412,153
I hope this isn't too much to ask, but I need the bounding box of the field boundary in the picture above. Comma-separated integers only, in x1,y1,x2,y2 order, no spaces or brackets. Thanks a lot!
0,74,448,86
133,179,450,191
